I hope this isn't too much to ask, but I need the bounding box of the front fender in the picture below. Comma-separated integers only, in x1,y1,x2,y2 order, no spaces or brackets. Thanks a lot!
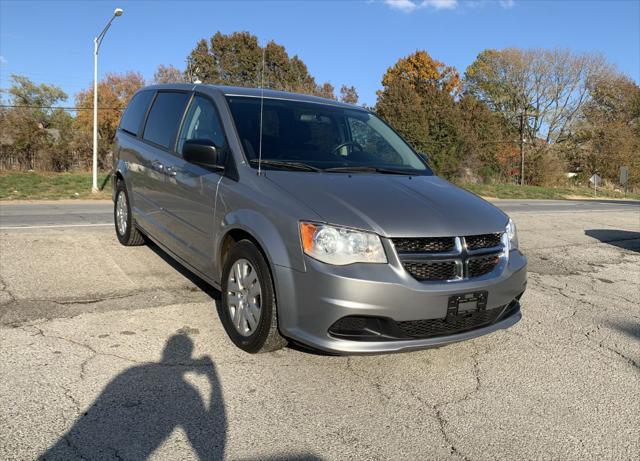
216,208,306,279
113,158,129,201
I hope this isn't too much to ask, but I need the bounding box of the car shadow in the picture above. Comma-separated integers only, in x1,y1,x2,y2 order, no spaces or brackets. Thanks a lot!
143,238,329,357
39,334,323,460
607,320,640,342
145,238,221,301
584,229,640,253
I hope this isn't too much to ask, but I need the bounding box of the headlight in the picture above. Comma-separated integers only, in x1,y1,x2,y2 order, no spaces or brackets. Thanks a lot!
505,218,518,250
300,222,387,265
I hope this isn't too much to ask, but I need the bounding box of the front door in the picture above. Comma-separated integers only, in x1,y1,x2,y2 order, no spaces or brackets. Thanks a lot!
161,94,227,276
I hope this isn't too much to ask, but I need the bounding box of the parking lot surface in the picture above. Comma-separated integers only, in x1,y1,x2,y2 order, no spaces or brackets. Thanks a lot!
1,201,639,460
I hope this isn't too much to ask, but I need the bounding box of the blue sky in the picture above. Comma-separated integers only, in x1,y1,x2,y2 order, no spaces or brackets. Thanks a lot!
1,0,639,107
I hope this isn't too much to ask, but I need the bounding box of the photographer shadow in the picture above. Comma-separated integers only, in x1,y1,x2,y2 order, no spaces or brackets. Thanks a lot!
40,334,226,460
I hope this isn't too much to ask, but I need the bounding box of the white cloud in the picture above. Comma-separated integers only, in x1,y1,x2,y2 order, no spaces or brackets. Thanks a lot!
384,0,514,12
0,56,7,65
384,0,459,13
384,0,420,12
424,0,458,10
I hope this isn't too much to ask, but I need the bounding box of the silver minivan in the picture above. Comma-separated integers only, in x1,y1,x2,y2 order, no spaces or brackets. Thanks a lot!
113,84,527,354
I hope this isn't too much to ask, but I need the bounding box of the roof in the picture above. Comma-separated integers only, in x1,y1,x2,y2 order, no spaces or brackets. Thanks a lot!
142,83,364,110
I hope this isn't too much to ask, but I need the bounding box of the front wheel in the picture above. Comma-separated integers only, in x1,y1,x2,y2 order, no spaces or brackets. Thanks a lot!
114,180,145,246
219,240,286,353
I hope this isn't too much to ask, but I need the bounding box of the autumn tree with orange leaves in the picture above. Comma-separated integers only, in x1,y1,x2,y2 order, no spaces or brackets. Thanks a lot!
74,72,145,168
381,51,462,96
376,50,516,181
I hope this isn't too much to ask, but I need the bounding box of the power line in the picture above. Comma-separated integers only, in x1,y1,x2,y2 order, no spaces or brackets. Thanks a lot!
0,104,123,111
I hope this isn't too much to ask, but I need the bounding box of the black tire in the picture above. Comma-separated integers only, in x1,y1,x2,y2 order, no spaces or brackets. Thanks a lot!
114,180,145,246
219,240,287,353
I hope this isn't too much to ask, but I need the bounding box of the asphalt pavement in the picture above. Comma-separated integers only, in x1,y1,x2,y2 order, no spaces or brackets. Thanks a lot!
1,198,638,228
0,200,639,460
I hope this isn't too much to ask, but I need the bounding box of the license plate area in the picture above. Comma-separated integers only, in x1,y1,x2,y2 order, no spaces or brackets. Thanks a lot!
447,291,488,317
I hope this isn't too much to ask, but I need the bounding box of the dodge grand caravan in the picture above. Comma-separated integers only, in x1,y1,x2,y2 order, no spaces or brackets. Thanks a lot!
113,84,527,354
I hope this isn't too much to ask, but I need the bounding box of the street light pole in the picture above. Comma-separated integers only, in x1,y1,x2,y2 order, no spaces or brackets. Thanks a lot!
92,8,123,193
519,111,525,186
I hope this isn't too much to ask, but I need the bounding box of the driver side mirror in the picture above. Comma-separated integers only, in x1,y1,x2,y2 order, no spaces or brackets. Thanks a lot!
182,139,223,171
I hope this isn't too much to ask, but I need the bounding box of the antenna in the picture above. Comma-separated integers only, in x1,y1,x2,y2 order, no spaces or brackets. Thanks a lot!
257,44,266,176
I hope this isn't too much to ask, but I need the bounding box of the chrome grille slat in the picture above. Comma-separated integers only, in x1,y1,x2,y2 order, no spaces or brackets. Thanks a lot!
392,234,504,282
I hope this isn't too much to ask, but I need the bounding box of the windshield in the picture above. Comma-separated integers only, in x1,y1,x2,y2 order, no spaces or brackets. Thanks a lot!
226,96,432,174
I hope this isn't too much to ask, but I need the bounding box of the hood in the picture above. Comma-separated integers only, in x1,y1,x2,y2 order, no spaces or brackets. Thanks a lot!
266,172,508,237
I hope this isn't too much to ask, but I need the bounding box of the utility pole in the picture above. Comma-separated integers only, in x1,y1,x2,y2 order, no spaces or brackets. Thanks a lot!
519,111,525,186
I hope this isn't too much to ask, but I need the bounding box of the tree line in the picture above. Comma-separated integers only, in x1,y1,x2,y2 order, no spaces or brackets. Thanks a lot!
1,31,638,189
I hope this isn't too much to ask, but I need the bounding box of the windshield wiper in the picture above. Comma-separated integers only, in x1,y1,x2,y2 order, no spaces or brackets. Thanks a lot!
249,159,320,172
323,166,416,175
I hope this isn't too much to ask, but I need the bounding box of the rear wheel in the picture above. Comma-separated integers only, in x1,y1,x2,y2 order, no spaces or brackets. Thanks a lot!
219,240,286,353
114,180,145,246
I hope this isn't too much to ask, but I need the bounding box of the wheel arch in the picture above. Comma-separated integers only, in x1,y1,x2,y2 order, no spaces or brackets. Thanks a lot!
113,159,128,202
215,209,305,283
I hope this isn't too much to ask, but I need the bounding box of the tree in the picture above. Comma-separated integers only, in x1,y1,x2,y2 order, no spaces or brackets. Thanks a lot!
75,72,144,168
456,94,519,182
0,75,70,170
381,50,461,96
464,48,611,144
340,85,359,104
315,82,336,100
7,74,67,111
185,31,323,95
376,51,519,182
569,74,640,186
186,39,216,83
376,52,464,178
153,64,185,84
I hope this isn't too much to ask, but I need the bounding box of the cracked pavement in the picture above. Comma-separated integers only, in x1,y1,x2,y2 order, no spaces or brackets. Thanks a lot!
1,207,639,460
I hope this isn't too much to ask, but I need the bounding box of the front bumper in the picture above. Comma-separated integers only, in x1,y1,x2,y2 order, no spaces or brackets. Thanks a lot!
274,242,527,354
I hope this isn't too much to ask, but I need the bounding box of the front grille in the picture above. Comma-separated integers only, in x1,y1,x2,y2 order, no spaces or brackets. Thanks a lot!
465,233,502,250
468,254,500,277
395,306,504,339
403,261,458,281
393,233,504,282
392,237,455,253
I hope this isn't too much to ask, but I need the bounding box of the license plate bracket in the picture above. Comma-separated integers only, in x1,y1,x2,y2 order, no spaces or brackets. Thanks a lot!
447,291,488,317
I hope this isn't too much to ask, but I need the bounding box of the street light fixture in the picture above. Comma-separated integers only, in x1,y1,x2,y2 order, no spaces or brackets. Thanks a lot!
92,8,123,193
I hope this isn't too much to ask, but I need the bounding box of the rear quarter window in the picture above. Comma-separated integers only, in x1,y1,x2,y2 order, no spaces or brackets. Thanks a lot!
119,91,154,136
143,92,191,150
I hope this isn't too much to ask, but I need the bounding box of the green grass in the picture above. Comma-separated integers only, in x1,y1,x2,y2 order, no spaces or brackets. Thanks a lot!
0,172,111,200
459,182,640,201
0,171,637,201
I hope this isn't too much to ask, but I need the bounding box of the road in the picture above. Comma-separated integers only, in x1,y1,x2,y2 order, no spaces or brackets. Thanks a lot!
0,200,639,460
1,198,638,229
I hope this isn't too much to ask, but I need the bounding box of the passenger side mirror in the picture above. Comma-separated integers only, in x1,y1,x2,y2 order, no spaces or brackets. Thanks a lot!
182,139,223,170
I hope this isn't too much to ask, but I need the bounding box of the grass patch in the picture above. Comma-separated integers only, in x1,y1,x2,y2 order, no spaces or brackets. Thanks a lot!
0,171,637,201
0,172,111,200
459,182,640,201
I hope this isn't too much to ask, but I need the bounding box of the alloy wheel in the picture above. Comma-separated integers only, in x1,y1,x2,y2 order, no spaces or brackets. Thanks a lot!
226,258,262,336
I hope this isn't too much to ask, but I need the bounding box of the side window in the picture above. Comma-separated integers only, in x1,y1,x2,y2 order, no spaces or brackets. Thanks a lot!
143,92,190,150
119,91,153,136
177,95,227,154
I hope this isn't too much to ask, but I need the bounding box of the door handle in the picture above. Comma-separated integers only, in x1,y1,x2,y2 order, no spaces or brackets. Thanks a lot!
151,160,164,173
